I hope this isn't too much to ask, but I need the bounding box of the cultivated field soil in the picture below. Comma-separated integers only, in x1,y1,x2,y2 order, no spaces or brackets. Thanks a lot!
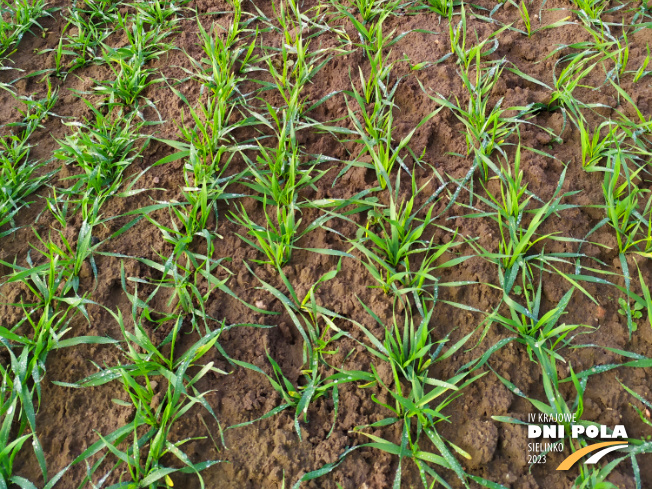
1,0,652,487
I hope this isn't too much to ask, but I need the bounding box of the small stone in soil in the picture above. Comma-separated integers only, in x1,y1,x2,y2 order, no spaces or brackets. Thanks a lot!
79,262,92,280
595,306,607,319
153,177,160,184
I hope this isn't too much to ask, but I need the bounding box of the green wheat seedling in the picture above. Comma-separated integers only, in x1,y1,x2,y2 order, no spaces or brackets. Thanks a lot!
269,0,350,52
31,222,101,294
488,144,530,219
342,0,400,23
630,43,651,82
54,103,144,199
344,77,441,189
161,145,245,238
234,349,331,439
570,0,620,26
68,0,114,31
134,0,186,28
353,298,484,413
608,80,652,142
230,199,303,267
632,0,652,20
77,0,122,25
353,15,411,104
335,7,390,50
620,383,652,470
88,15,172,108
351,299,497,488
637,215,652,258
148,196,205,248
44,176,139,233
43,0,118,77
0,251,111,486
230,347,373,443
461,146,580,293
124,244,232,332
142,153,240,250
264,0,333,125
0,238,90,314
240,139,327,208
3,200,104,297
353,194,436,287
423,57,518,181
347,172,465,299
106,13,176,64
0,302,111,487
573,461,626,489
577,118,622,170
167,88,248,183
0,378,27,485
354,298,471,391
602,148,651,255
235,261,357,439
518,1,531,36
547,49,604,120
58,4,113,72
571,19,630,80
0,83,58,236
59,280,225,489
494,276,590,360
94,54,164,108
493,348,600,470
361,25,393,102
379,303,439,383
165,13,259,182
510,47,607,125
426,0,456,17
502,0,573,37
0,0,52,61
173,19,254,160
239,104,328,207
449,6,508,71
6,79,59,138
0,137,52,237
184,8,252,96
335,8,408,103
607,27,630,80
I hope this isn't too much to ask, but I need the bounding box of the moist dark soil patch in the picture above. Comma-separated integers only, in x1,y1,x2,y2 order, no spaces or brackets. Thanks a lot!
1,0,652,488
